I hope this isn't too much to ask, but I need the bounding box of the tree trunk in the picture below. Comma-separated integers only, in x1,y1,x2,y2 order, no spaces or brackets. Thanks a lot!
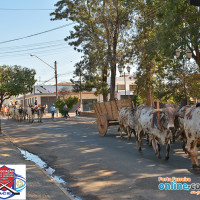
102,0,119,101
110,64,116,100
102,67,108,102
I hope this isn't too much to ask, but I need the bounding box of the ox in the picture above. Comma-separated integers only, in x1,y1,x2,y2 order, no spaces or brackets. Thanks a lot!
17,106,24,121
36,106,45,123
135,104,178,160
118,107,136,139
27,106,35,123
8,106,15,119
179,106,200,169
174,106,191,153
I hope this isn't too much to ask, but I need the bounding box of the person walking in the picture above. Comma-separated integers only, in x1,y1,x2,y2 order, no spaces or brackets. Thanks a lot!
50,104,56,119
63,104,70,119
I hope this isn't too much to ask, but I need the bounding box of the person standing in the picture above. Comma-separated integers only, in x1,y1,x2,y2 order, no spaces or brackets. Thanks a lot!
50,104,56,119
45,104,48,115
76,106,81,116
63,104,70,119
34,99,37,106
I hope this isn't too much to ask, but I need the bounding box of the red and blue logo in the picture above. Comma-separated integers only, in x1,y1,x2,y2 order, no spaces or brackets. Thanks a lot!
0,165,26,199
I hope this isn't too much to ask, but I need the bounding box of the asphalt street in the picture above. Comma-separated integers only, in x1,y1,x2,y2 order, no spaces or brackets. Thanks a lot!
2,116,200,200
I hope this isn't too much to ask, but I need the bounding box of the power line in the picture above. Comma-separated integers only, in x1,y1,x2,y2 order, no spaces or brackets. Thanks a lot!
0,8,54,11
0,39,64,50
39,71,74,85
0,42,68,55
0,23,74,45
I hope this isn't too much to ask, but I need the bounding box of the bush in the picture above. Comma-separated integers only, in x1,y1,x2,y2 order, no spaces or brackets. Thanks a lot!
55,96,78,116
132,95,142,106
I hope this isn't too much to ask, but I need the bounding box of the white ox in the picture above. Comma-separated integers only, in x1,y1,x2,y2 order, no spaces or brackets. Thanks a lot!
8,106,21,121
118,107,136,139
36,106,45,123
135,104,178,160
181,106,200,169
8,106,15,119
27,107,35,123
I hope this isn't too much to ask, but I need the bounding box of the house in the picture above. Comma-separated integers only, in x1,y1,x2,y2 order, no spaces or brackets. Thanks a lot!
107,73,137,100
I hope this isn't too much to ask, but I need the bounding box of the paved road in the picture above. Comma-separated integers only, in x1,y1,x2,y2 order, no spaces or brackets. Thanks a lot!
2,116,200,200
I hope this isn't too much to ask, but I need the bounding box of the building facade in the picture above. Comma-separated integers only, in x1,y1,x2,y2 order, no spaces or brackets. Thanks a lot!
107,73,137,100
16,84,104,112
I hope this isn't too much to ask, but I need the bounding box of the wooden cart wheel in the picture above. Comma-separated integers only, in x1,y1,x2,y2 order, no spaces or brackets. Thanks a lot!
97,114,108,136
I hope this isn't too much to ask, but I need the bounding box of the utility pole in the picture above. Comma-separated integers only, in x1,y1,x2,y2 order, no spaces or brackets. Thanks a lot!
124,71,126,96
30,54,59,116
55,61,58,101
80,69,82,111
0,115,2,135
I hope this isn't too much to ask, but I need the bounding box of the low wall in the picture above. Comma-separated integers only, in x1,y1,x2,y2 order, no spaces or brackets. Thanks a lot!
79,112,96,118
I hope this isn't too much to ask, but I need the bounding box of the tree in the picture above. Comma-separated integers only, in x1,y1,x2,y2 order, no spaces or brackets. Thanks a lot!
154,59,200,104
155,0,200,70
0,65,36,108
55,96,78,116
131,0,200,104
51,0,134,101
131,1,160,105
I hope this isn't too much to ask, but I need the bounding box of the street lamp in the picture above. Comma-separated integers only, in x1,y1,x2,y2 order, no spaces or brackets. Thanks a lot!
127,66,131,74
186,49,192,59
30,54,58,101
118,66,131,96
176,48,192,59
176,48,192,103
74,65,83,112
176,49,181,59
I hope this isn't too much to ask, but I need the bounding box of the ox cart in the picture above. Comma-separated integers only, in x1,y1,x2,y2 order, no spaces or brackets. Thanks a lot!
93,99,132,136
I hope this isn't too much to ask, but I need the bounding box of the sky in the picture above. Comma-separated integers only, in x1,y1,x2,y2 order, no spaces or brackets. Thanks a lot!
0,0,82,85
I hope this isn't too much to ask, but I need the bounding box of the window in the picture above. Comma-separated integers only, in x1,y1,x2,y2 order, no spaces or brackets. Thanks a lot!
129,85,136,91
118,85,125,90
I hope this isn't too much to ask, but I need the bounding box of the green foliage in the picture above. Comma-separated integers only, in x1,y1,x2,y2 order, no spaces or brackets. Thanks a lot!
51,0,200,105
51,0,135,100
55,99,65,115
153,59,200,105
0,65,36,107
55,96,78,116
132,95,142,106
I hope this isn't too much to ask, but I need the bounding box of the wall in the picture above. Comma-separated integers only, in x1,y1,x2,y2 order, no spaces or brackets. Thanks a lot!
41,97,56,112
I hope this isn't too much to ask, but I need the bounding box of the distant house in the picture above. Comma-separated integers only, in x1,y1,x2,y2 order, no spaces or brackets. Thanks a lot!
107,73,137,100
16,82,104,112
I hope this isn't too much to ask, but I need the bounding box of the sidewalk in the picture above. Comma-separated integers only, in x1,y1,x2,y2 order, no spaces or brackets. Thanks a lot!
44,112,76,119
0,128,74,200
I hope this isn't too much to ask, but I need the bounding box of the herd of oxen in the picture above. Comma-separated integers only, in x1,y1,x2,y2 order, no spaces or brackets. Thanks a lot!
118,101,200,170
7,104,45,123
